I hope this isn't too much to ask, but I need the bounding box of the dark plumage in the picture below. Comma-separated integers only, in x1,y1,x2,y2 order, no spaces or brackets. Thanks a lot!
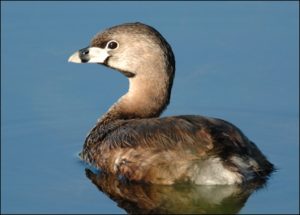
68,22,274,185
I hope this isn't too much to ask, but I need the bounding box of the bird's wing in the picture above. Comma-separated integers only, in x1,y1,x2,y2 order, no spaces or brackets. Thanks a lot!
103,115,215,152
98,115,253,159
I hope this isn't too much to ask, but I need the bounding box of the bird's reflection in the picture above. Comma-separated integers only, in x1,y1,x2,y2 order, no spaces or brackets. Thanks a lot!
85,169,269,214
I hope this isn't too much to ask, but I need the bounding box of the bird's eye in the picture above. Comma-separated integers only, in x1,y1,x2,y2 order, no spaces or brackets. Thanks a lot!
107,41,118,49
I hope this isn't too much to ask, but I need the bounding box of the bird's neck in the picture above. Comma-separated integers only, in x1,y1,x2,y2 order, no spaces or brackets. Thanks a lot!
98,72,172,125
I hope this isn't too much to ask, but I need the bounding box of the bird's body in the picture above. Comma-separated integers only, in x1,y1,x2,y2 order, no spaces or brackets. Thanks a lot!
69,22,274,185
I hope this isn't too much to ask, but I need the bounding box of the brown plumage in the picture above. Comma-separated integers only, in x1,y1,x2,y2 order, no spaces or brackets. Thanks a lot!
68,22,274,185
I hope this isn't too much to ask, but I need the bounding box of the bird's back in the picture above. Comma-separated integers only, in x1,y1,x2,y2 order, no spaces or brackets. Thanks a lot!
81,115,274,184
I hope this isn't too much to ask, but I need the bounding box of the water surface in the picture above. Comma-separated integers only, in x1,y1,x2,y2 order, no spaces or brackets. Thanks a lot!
1,2,299,214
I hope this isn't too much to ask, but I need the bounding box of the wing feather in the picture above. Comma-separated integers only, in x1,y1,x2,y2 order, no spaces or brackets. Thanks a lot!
101,115,217,152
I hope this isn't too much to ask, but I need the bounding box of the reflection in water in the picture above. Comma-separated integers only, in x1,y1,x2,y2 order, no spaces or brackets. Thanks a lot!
85,169,269,214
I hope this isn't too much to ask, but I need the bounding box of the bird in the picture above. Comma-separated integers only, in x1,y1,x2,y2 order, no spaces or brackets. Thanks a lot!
68,22,274,185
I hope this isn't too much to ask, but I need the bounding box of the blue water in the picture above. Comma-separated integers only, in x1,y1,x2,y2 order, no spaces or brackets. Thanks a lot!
1,1,299,214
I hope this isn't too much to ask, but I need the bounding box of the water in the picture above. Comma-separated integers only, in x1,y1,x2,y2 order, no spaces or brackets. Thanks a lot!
1,2,299,214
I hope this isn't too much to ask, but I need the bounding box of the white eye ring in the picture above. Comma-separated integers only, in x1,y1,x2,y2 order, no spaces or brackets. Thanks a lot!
106,40,119,50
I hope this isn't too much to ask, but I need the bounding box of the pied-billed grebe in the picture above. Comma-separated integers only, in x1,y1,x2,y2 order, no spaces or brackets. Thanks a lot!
68,22,274,185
